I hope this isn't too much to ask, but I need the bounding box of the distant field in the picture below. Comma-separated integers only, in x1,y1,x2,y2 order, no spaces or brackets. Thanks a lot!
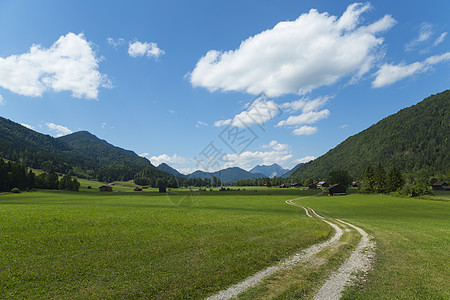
0,189,328,299
297,194,450,299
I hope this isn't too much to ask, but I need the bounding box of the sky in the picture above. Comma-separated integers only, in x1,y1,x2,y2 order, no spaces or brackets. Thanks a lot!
0,0,449,175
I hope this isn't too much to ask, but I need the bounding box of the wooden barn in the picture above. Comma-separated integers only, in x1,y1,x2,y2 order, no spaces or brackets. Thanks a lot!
308,183,317,190
326,184,347,196
431,181,448,191
99,185,113,192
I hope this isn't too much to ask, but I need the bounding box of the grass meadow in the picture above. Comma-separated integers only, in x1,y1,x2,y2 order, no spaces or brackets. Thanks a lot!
0,189,328,299
297,193,450,299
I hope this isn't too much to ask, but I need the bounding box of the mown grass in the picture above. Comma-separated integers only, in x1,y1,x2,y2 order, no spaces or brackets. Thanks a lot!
298,194,450,299
0,189,327,299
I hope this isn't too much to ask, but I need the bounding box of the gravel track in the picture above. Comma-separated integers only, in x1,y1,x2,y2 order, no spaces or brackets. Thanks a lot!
205,198,375,300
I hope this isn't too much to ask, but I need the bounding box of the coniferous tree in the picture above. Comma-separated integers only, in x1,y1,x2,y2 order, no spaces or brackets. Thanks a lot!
374,163,387,193
361,165,375,193
387,166,404,192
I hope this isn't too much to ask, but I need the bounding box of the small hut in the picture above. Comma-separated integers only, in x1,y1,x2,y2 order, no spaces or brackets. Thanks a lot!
159,187,167,193
431,182,448,191
99,185,113,192
326,184,347,196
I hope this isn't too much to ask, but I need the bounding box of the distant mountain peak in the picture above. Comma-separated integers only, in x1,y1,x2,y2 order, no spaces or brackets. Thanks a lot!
250,163,288,178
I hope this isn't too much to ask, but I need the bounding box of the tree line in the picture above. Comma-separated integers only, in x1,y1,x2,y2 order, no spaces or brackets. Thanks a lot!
0,158,79,192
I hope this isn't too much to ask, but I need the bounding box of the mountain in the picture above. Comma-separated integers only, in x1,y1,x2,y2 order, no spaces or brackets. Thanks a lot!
0,117,166,181
250,163,289,178
281,163,303,178
58,131,152,170
157,163,186,178
188,167,267,183
289,90,450,180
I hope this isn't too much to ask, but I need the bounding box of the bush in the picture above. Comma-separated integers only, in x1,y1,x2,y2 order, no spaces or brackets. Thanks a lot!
11,188,21,193
401,183,432,197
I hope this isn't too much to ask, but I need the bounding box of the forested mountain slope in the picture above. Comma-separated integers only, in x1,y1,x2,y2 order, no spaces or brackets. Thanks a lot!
0,118,165,181
290,90,450,180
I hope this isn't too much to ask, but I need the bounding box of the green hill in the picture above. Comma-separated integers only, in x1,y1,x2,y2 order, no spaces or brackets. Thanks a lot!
290,90,450,180
0,117,165,182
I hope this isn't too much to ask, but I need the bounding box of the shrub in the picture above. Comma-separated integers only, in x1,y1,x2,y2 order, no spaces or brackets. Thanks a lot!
11,188,21,193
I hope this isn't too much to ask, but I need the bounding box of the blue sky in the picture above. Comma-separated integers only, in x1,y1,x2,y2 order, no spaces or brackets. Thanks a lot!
0,0,449,174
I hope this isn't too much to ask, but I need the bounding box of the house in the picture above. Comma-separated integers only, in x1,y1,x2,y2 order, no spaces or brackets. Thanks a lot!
326,184,347,196
99,185,113,192
352,181,358,187
431,181,448,191
159,187,167,193
134,187,143,191
291,183,302,188
279,184,287,188
317,181,329,188
308,183,317,190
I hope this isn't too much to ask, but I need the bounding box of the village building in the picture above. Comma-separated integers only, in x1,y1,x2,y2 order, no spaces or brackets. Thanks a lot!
326,183,347,196
431,181,449,191
317,181,329,188
99,185,113,192
308,183,317,190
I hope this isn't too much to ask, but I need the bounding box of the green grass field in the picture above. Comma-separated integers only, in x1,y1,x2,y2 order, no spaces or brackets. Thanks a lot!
0,189,328,299
297,194,450,299
1,188,449,299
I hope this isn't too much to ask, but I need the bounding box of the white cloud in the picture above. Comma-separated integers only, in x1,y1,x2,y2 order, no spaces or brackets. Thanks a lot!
107,37,125,48
46,122,72,137
372,52,450,88
21,123,34,130
213,95,280,128
296,156,315,164
0,33,110,99
168,109,175,114
433,32,448,47
277,109,330,127
0,94,5,106
231,98,279,127
128,41,165,58
139,152,150,157
196,121,208,127
148,153,192,174
224,141,293,170
281,96,331,113
292,126,318,136
190,3,395,97
340,124,349,128
214,119,232,127
405,22,433,51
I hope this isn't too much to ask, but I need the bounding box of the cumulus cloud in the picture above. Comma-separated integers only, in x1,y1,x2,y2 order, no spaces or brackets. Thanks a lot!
128,41,165,58
277,109,330,126
21,123,34,130
0,94,5,106
149,153,191,174
214,95,280,128
372,52,450,87
292,126,318,136
224,140,293,170
190,3,395,97
0,33,110,99
46,122,72,137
